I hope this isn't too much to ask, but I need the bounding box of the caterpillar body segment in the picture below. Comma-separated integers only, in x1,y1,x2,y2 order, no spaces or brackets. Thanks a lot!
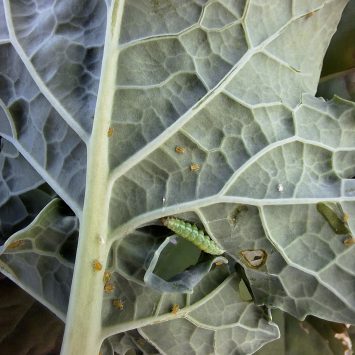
161,217,224,255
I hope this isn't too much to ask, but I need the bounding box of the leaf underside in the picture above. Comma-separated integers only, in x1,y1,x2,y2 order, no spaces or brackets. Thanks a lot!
0,0,354,354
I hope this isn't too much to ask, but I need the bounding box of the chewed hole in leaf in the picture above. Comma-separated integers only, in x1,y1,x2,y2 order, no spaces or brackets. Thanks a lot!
240,249,267,269
137,224,171,238
152,236,201,281
59,230,78,263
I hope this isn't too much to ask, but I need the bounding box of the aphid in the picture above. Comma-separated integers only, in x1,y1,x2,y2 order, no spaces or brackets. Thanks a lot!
240,249,267,269
92,259,103,271
175,146,186,154
97,235,105,245
343,213,350,223
161,217,224,255
112,298,124,310
190,163,200,172
215,261,224,266
103,271,112,284
6,240,25,250
107,127,114,137
317,202,350,234
170,304,180,315
104,282,115,293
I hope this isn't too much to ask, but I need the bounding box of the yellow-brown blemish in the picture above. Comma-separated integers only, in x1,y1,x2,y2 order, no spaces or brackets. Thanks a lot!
175,146,186,154
107,127,114,137
103,271,112,284
190,163,200,172
92,259,102,271
170,304,180,315
112,298,124,310
104,282,115,293
344,237,355,246
7,240,25,250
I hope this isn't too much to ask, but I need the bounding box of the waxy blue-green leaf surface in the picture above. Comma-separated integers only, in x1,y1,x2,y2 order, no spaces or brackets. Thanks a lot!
0,0,354,354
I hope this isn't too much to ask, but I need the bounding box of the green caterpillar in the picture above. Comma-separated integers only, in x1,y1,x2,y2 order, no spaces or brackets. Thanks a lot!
161,217,224,255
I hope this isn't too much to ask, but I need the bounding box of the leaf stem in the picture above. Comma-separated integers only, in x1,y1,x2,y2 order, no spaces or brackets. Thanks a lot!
60,1,124,354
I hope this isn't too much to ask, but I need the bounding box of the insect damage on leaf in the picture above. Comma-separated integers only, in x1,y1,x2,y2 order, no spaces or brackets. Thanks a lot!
161,217,224,255
229,205,248,225
92,259,103,271
240,250,267,269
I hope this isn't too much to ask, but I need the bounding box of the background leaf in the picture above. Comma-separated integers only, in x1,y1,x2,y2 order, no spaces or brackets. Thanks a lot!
0,0,354,354
0,274,64,355
255,310,353,355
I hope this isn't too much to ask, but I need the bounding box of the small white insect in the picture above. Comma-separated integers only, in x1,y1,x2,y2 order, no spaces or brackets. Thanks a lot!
277,183,284,192
97,235,105,245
